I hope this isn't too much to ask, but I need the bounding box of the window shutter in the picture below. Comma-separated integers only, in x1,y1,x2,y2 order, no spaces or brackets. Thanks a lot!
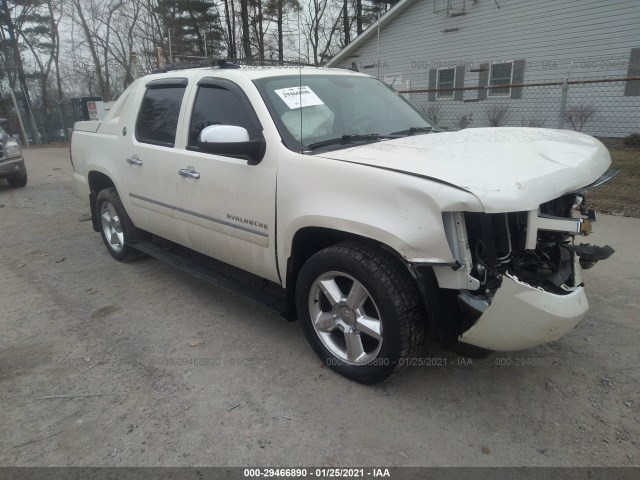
478,63,490,100
624,47,640,96
454,66,465,101
428,68,437,102
510,59,526,99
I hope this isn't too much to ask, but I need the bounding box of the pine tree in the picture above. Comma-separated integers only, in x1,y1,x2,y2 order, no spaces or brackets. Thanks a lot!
157,0,224,60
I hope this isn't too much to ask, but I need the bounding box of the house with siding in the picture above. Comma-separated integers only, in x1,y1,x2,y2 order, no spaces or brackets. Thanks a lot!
327,0,640,137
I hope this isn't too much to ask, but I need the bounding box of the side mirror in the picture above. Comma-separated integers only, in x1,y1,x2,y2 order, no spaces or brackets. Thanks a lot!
198,124,265,165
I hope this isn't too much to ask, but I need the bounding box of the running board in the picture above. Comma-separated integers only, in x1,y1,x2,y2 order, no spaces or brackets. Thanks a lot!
131,240,287,316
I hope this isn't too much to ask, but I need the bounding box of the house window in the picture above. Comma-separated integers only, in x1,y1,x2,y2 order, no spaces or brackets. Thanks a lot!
489,62,513,96
624,47,640,96
436,68,456,99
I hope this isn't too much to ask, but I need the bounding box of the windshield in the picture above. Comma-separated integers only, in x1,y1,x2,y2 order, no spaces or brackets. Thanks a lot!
253,74,434,152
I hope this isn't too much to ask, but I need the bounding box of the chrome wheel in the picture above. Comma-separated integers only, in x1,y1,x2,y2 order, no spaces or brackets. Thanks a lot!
100,201,124,253
308,271,383,365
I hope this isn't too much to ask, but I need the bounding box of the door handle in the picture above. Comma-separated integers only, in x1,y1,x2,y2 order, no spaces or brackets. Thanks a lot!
178,168,201,180
126,155,143,166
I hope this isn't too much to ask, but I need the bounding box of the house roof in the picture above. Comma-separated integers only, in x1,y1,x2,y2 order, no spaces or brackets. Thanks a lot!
326,0,418,67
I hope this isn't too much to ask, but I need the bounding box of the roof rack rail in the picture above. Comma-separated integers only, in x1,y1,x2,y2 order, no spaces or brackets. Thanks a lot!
151,57,322,74
222,58,319,68
152,59,215,74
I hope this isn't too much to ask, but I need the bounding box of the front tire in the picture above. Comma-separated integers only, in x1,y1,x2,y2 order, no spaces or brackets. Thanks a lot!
7,170,27,187
95,187,142,262
296,242,426,384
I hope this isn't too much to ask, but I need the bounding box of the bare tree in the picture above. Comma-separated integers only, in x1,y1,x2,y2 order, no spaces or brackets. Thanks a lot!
521,116,546,128
486,105,510,127
424,103,443,127
1,0,387,106
104,0,142,88
301,0,341,65
457,112,473,130
46,0,64,101
250,0,267,60
221,0,236,58
71,0,122,101
565,104,595,132
132,0,171,70
263,0,300,61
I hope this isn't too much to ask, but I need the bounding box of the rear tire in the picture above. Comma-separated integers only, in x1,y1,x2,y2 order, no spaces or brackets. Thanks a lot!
7,171,27,187
296,242,426,384
95,187,143,262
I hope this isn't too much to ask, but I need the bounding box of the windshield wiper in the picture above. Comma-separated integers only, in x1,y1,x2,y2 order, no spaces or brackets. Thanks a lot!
390,126,434,136
305,134,397,151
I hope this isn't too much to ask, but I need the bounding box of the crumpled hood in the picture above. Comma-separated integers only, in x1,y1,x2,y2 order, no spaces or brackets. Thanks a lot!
317,127,611,212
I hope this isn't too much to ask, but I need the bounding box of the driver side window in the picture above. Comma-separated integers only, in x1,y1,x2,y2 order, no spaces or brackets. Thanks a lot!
188,84,261,149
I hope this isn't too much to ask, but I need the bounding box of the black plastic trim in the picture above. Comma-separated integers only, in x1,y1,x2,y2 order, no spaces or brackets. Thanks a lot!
146,77,188,88
131,240,286,315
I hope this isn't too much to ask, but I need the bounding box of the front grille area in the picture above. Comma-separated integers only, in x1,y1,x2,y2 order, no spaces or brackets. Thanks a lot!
464,202,576,295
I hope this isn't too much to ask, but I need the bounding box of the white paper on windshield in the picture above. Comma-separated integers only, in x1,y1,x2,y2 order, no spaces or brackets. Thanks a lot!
275,86,324,110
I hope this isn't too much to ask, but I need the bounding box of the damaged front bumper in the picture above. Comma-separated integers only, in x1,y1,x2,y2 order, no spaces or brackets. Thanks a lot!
432,171,618,353
458,270,588,351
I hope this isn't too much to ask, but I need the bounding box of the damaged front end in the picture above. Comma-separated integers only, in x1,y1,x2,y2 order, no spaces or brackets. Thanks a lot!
434,169,617,352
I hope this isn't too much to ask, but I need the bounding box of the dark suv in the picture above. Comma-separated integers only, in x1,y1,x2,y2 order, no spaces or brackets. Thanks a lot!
0,118,27,187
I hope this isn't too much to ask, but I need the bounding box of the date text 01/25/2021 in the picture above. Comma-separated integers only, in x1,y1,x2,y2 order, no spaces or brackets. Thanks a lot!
243,468,391,478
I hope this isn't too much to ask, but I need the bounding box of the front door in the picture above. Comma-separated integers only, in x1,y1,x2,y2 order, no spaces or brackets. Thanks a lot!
174,77,279,283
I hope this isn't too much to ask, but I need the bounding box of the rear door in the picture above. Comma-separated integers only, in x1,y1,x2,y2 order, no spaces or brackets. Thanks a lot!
124,78,189,244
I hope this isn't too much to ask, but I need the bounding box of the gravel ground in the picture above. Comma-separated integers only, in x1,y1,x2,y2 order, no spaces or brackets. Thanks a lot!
0,147,638,467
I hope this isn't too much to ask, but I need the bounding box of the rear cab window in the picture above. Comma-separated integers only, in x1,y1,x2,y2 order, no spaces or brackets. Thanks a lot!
136,78,188,147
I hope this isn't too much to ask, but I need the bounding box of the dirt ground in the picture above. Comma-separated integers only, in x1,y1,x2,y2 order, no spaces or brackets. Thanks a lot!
0,147,638,467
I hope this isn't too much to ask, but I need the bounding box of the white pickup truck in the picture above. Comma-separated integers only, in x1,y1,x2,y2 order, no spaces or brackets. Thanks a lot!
71,62,616,384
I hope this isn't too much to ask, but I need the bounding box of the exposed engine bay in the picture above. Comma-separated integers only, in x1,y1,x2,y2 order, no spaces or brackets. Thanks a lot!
446,175,618,345
466,193,593,296
464,191,614,297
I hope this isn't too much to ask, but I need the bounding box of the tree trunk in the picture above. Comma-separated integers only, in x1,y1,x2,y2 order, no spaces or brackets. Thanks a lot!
277,0,283,61
223,0,235,57
0,1,33,107
231,0,237,57
21,34,49,106
240,0,252,59
47,0,63,101
356,0,363,34
343,0,350,45
72,0,109,100
257,0,264,60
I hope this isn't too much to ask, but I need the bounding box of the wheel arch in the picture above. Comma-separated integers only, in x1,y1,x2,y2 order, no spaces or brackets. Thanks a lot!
285,226,417,321
284,226,463,347
88,171,116,232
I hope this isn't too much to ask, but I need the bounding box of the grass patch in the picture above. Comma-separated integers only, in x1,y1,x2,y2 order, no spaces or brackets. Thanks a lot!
588,148,640,218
